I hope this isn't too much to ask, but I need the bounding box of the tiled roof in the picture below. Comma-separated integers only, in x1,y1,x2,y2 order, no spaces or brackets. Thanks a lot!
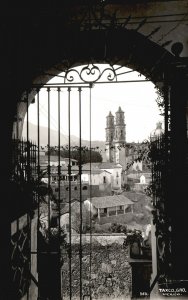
63,158,78,162
82,169,103,174
39,155,64,163
99,162,122,169
91,195,133,209
82,163,101,170
39,156,77,163
82,162,122,171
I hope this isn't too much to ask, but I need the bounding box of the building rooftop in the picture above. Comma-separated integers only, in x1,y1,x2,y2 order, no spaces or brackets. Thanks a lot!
39,155,78,163
116,106,124,113
82,162,122,170
82,162,101,170
82,169,103,174
150,121,164,139
99,162,122,169
107,111,114,117
91,195,133,209
63,158,78,162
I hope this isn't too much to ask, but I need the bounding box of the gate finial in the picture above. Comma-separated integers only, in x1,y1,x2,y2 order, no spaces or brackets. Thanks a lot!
171,42,183,58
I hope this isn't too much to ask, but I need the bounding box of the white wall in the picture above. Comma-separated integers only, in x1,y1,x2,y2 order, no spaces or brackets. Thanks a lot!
81,171,112,187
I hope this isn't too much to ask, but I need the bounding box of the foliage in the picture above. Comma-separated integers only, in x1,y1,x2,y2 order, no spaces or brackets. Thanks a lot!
125,139,152,171
45,146,102,164
122,183,131,191
155,86,165,116
110,222,127,234
124,229,143,246
61,149,102,164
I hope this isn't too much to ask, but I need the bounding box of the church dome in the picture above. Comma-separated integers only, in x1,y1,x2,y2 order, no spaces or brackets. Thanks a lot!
150,122,164,140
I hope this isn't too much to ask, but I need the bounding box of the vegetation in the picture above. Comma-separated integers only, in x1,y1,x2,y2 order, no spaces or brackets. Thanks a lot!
45,146,103,164
124,229,143,246
155,85,165,116
110,222,127,234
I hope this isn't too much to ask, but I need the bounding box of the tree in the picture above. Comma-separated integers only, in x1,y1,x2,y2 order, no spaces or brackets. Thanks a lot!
46,146,103,164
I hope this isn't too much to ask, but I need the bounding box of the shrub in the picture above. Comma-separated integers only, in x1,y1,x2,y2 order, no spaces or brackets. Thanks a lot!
110,222,127,234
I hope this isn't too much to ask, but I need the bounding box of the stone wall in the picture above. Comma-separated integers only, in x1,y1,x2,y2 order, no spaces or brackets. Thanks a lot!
51,182,93,202
61,234,131,299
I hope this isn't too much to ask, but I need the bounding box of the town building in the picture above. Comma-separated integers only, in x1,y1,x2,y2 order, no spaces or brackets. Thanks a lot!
132,173,152,192
82,162,122,192
90,195,134,220
39,155,78,168
51,180,90,203
82,163,112,195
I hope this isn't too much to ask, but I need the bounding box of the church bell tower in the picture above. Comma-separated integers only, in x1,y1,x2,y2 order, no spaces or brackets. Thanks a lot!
114,106,126,167
105,111,115,162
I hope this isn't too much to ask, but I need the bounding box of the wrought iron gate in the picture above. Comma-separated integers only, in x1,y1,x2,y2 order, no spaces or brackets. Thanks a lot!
16,64,149,299
30,84,93,299
11,63,175,299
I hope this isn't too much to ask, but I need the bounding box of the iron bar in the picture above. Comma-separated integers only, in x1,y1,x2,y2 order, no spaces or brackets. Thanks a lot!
68,87,72,300
26,92,31,300
47,87,51,254
32,84,91,88
89,84,92,298
118,13,186,19
114,67,135,74
16,103,19,139
149,273,160,294
37,89,41,298
26,91,30,183
27,213,31,300
32,80,150,88
30,272,39,287
79,87,83,300
57,87,62,299
80,18,188,26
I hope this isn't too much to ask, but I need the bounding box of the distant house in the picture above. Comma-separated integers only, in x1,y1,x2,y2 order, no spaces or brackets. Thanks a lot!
133,173,152,192
82,163,112,193
39,155,78,168
90,195,134,219
99,162,122,191
39,156,79,184
82,162,122,192
51,180,90,202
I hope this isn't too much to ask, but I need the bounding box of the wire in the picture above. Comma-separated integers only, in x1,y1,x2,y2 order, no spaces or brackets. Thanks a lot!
157,13,188,43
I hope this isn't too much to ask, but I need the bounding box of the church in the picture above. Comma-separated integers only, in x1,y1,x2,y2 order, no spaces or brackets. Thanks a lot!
105,106,126,169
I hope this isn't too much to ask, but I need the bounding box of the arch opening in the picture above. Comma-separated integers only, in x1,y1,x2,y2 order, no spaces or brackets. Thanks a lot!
6,2,188,299
16,61,165,299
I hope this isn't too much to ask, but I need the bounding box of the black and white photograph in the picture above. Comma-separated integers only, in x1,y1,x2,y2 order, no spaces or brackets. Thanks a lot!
1,1,188,299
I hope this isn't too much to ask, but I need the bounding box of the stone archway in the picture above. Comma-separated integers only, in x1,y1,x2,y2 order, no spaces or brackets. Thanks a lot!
14,27,175,139
3,1,188,299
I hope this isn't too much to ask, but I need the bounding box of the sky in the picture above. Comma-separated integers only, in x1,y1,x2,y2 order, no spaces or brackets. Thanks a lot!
25,64,163,143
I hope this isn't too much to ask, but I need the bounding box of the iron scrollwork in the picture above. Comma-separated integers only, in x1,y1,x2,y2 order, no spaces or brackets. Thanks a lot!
64,63,117,84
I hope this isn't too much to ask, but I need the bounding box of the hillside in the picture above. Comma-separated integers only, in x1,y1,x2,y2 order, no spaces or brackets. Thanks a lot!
22,122,107,159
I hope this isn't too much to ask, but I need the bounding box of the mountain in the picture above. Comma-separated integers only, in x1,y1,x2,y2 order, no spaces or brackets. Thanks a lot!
22,122,106,154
